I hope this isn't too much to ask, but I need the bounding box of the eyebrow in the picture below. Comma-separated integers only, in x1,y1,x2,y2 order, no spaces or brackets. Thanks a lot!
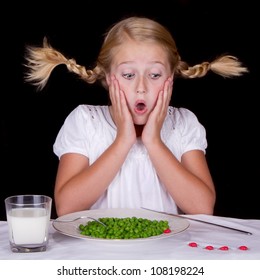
117,61,166,67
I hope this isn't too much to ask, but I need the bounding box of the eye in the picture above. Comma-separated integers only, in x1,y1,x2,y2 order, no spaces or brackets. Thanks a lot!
122,73,135,80
150,73,162,79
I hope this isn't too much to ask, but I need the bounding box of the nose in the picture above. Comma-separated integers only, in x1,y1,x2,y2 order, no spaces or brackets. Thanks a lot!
136,77,146,94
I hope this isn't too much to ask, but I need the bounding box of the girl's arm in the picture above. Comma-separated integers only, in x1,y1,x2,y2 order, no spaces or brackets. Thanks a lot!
54,137,132,216
143,142,216,214
54,76,136,217
142,78,215,214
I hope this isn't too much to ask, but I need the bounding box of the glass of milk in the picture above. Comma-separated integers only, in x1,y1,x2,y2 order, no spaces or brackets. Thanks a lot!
5,195,52,252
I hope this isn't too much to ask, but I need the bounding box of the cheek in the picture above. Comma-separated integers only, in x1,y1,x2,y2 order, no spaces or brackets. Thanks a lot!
149,84,163,106
115,80,133,104
151,84,163,97
116,78,134,97
116,76,129,88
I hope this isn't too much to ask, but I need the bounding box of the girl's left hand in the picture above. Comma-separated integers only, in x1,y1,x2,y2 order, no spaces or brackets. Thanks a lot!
142,77,173,145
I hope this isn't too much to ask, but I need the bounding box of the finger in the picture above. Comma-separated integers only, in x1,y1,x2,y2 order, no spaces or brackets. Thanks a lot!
110,76,123,114
161,78,173,112
108,75,116,105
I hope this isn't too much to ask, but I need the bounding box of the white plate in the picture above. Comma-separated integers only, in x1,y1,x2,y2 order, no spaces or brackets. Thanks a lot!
52,208,189,241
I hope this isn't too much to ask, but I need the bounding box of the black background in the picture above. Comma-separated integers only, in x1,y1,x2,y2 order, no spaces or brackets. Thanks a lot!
1,1,259,220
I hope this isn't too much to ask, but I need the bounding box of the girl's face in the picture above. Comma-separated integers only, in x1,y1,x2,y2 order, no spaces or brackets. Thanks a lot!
108,40,173,125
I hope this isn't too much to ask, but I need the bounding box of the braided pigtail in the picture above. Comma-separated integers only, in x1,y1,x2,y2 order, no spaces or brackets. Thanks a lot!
176,55,248,79
24,37,100,91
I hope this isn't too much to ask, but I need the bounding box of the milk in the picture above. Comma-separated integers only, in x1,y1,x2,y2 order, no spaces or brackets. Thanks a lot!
7,208,49,245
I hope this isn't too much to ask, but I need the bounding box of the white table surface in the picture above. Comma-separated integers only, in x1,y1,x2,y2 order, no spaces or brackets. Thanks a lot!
1,214,260,260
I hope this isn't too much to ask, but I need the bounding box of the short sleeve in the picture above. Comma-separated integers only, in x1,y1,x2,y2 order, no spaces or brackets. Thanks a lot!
53,105,89,159
177,108,207,154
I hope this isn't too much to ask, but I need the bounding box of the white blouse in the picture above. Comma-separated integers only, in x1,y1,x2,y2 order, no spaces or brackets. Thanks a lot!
53,105,207,214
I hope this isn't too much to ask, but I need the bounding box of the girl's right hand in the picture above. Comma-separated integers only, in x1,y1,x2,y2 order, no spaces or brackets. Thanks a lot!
108,75,136,146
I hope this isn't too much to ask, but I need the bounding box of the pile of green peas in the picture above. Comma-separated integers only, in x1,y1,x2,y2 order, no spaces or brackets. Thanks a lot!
79,217,170,239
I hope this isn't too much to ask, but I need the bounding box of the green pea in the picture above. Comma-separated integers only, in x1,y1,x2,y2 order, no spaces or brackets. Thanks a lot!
79,217,170,239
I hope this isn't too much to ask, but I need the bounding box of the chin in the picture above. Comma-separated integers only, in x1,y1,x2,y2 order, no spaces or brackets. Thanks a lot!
133,118,147,126
132,111,149,125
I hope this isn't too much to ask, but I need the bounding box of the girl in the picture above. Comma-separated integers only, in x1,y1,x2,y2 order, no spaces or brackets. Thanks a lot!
24,16,248,216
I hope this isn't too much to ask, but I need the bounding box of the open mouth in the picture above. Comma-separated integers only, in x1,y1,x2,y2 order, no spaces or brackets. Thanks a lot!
134,101,147,114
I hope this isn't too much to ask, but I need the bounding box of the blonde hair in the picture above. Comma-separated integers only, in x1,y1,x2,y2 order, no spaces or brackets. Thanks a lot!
24,16,248,91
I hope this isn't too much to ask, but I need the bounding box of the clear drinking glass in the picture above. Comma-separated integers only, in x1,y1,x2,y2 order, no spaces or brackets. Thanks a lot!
5,194,52,252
